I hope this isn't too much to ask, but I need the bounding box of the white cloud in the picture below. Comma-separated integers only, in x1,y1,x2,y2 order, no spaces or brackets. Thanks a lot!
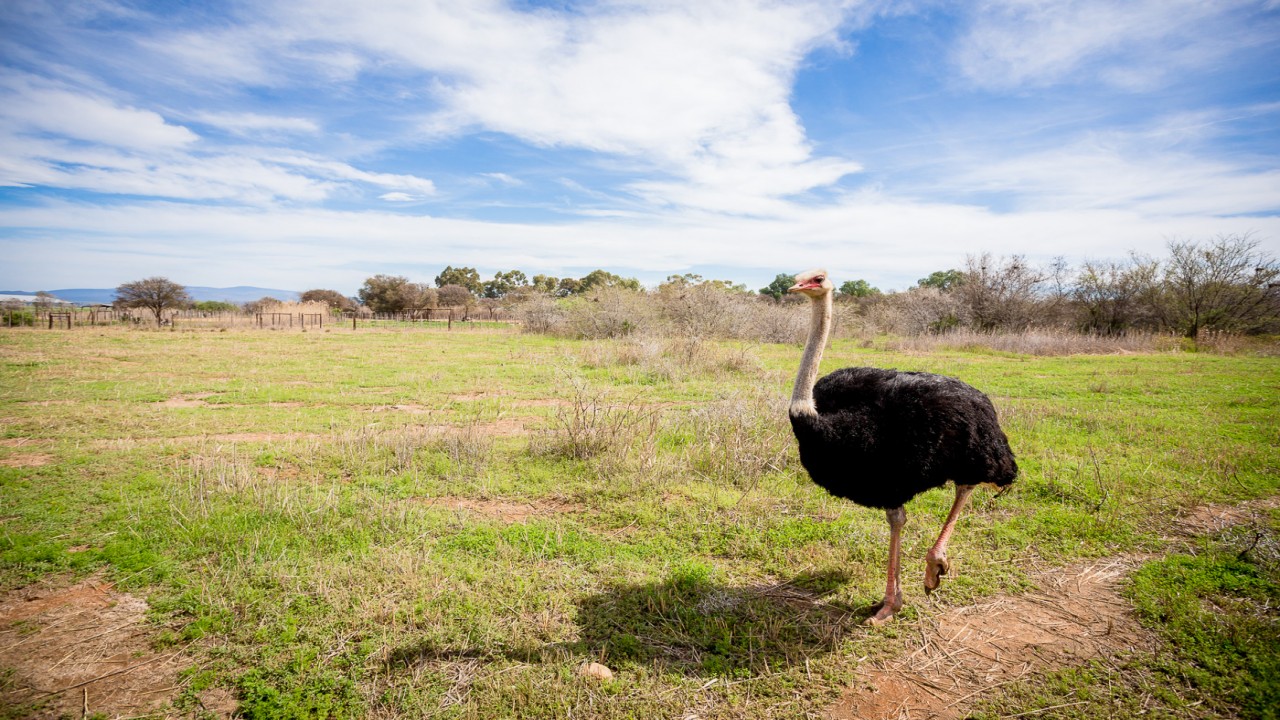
270,156,436,195
953,0,1275,90
0,76,197,150
192,0,866,209
0,72,434,202
480,172,521,186
935,108,1280,217
191,111,321,136
4,193,1276,292
379,192,416,202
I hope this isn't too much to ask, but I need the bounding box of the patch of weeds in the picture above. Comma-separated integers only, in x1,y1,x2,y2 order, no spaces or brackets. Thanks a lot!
529,374,658,465
680,388,792,487
236,667,362,720
974,534,1280,720
1127,550,1280,718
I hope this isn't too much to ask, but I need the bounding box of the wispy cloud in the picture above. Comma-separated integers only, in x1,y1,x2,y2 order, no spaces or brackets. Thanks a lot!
190,111,321,137
953,0,1277,90
0,75,196,150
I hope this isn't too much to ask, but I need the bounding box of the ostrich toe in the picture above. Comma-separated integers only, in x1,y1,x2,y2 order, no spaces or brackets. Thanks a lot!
924,554,950,594
865,590,904,626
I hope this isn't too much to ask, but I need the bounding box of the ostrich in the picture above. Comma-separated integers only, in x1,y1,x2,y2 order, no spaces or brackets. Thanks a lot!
787,269,1017,625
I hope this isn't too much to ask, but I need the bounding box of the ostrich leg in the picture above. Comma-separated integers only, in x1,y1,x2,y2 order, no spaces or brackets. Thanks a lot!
924,484,976,594
867,506,907,626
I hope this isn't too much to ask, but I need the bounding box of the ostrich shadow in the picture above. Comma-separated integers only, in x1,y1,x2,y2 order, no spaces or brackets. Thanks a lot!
570,567,876,678
382,569,881,680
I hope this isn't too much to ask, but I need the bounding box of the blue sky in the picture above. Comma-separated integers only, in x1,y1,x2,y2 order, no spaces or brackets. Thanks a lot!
1,0,1278,295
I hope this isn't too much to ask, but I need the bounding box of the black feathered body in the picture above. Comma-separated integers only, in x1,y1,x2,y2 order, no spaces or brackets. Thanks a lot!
790,367,1017,510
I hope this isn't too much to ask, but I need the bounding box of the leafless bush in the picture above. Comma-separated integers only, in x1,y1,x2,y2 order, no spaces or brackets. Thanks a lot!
730,299,809,343
437,421,495,478
578,335,762,380
867,287,968,335
654,280,754,338
530,375,659,463
516,295,566,334
1073,255,1162,334
958,253,1047,331
678,388,792,487
562,286,656,339
885,329,1174,356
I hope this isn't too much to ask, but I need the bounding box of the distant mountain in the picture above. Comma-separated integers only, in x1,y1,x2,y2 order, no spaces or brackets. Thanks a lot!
0,286,302,305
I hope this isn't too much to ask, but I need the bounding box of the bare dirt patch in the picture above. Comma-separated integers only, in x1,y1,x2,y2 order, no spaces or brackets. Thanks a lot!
828,556,1156,720
371,403,435,414
0,438,48,448
511,398,573,408
157,393,218,408
1173,495,1280,537
827,496,1280,720
449,391,503,402
0,453,53,467
0,576,209,718
417,495,582,523
93,432,322,448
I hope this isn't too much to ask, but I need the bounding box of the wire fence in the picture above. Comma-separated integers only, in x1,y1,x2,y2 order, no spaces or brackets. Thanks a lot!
1,306,516,332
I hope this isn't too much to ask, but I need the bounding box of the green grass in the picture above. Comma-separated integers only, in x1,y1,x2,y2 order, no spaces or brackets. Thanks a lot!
971,515,1280,720
1,326,1278,718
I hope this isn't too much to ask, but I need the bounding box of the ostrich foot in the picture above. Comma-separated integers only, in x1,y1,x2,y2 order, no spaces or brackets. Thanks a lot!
865,591,903,626
924,553,950,595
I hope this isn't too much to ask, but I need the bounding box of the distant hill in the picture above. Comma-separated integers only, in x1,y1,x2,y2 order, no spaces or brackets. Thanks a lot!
0,286,303,305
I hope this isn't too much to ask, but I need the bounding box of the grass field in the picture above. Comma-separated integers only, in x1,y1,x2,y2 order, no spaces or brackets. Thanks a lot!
1,326,1277,719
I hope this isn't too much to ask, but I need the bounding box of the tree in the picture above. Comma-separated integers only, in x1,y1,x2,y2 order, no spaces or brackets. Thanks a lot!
434,266,482,295
1160,234,1280,337
531,274,560,295
300,289,356,312
917,269,965,292
193,300,238,313
957,254,1046,331
760,273,796,301
555,277,583,297
579,269,641,293
1072,255,1160,334
33,291,57,310
358,274,412,313
397,283,437,310
838,279,881,298
483,270,529,299
437,284,473,308
114,277,191,326
243,296,284,314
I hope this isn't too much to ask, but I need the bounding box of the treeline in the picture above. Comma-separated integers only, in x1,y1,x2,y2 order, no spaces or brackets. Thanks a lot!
109,234,1276,338
502,234,1278,341
862,235,1278,338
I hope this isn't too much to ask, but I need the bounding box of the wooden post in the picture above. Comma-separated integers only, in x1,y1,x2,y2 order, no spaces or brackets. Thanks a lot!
448,309,453,331
352,314,357,330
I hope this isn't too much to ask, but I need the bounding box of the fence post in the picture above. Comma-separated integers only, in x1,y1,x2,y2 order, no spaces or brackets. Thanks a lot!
352,314,356,330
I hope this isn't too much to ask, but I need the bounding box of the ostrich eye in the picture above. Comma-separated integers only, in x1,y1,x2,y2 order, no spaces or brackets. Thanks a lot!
815,276,825,283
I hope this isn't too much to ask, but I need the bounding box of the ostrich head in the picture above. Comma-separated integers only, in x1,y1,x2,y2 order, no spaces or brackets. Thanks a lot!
788,269,833,298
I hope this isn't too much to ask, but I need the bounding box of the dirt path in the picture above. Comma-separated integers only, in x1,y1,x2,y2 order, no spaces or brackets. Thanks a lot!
826,496,1279,720
827,555,1155,720
0,576,235,718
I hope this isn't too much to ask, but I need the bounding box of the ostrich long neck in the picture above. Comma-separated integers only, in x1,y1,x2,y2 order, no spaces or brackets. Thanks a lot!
790,291,832,417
